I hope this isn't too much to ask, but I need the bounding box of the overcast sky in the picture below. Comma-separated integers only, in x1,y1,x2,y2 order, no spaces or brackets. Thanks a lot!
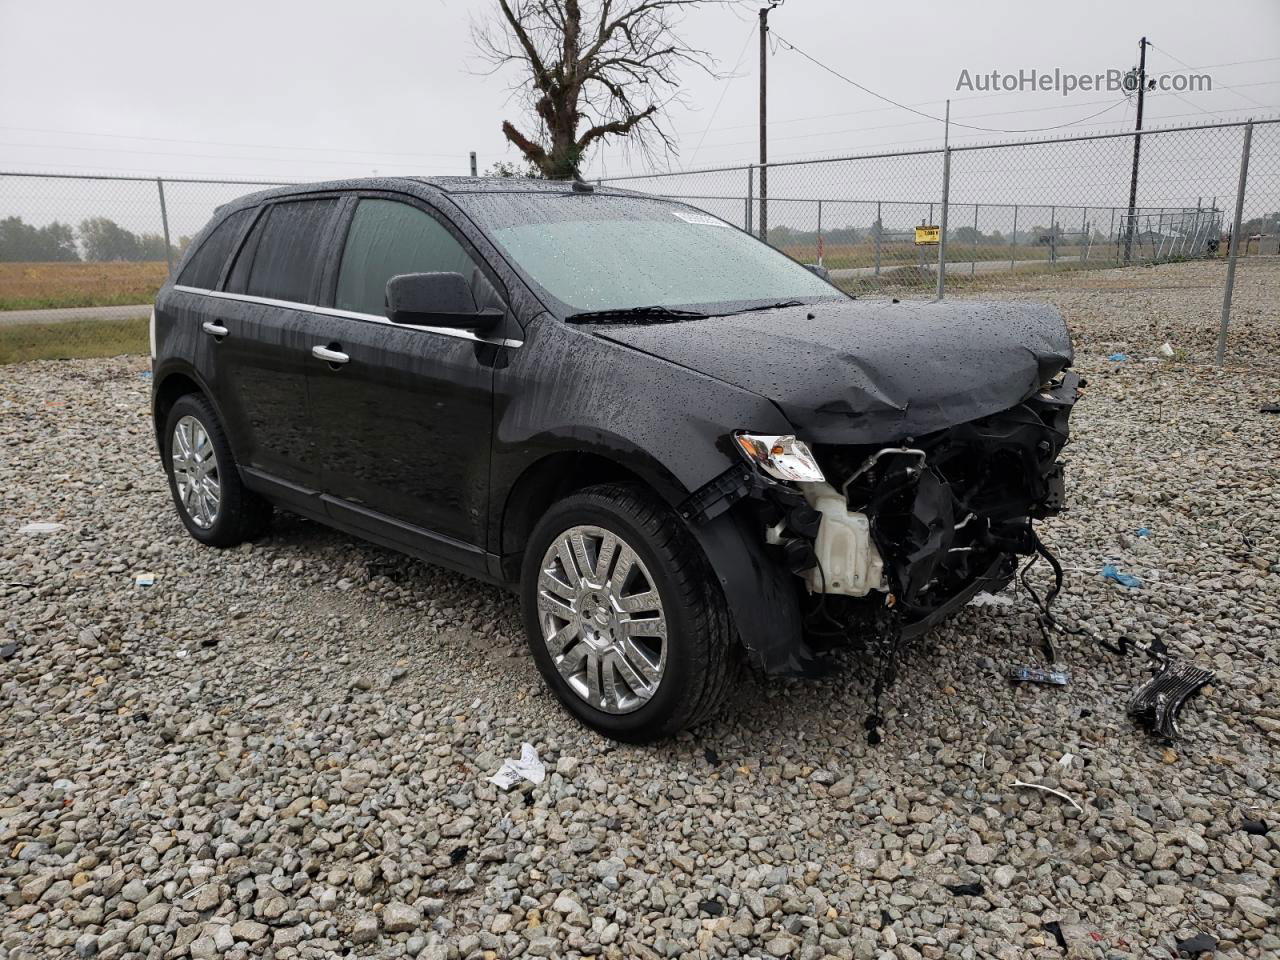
1,0,1276,184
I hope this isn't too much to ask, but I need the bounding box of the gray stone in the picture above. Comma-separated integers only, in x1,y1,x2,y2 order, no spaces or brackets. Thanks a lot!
350,915,379,944
383,902,422,934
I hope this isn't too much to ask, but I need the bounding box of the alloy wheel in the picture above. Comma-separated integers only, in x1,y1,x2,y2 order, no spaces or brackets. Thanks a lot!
536,524,667,714
171,415,221,529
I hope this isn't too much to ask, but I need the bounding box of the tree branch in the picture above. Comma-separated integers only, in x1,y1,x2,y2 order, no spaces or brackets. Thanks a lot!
476,0,735,177
577,103,659,149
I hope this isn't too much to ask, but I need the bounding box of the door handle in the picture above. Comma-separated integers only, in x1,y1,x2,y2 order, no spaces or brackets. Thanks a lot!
202,321,229,337
311,345,350,365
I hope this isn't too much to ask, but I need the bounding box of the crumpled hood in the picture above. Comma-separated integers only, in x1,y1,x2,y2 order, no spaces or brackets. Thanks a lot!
589,298,1073,443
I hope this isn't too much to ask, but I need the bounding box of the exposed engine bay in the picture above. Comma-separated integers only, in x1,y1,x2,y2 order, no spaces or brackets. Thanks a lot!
711,371,1081,739
740,371,1083,644
813,372,1078,616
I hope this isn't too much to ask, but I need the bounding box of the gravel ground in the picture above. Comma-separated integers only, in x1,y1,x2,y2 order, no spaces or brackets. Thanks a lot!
2,258,1277,960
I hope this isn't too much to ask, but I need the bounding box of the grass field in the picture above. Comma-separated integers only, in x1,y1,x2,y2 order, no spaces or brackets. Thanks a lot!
779,240,1086,270
0,261,167,310
0,316,150,364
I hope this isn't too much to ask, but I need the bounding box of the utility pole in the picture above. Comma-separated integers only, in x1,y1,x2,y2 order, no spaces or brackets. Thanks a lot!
758,3,777,242
1123,36,1149,264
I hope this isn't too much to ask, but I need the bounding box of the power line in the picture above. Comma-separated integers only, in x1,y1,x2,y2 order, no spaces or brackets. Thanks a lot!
693,95,1132,152
0,139,460,170
689,21,756,164
675,80,1132,138
682,93,1141,150
0,157,461,179
1147,42,1272,110
769,31,1130,134
1185,56,1280,70
692,108,1271,165
0,124,467,160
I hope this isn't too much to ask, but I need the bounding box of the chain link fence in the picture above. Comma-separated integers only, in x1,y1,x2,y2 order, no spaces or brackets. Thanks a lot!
598,118,1279,362
0,174,289,363
1,118,1276,364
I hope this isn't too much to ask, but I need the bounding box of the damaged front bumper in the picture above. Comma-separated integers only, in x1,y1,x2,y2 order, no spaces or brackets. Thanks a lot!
682,372,1083,676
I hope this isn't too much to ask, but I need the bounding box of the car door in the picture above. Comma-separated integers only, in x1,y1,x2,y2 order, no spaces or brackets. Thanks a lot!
202,197,343,495
305,195,511,561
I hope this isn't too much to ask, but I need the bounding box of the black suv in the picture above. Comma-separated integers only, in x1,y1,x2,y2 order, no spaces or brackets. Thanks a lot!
152,176,1079,742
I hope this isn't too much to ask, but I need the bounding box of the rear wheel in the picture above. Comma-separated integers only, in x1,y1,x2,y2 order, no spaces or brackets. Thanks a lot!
163,394,271,547
520,483,737,742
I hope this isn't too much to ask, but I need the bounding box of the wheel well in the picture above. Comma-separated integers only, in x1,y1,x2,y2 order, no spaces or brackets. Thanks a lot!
153,372,203,441
499,452,667,582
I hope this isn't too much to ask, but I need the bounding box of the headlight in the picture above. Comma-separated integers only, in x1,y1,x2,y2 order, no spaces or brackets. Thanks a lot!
733,432,825,483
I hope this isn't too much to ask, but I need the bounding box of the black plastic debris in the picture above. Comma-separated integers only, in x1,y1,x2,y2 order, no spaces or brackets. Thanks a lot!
1174,932,1217,956
864,714,883,746
1260,404,1280,414
1240,818,1269,836
698,899,725,917
449,845,469,865
1043,920,1067,949
1128,661,1215,741
1008,666,1070,686
703,747,720,766
944,882,984,896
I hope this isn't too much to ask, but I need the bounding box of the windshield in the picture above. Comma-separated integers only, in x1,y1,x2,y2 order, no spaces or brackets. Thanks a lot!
454,191,843,315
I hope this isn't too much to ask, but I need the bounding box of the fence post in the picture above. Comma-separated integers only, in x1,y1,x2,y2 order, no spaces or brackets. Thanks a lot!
1010,204,1018,271
1216,120,1253,368
745,166,754,235
971,204,978,276
935,147,951,300
1108,207,1116,262
1049,204,1056,264
156,177,173,277
874,201,882,276
760,165,768,243
816,199,824,266
1080,207,1088,262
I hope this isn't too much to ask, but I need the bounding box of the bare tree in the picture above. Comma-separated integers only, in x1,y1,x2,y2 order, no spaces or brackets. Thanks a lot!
474,1,723,179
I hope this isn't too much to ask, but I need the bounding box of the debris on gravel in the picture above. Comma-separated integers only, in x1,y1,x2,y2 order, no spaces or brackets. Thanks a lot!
2,259,1277,958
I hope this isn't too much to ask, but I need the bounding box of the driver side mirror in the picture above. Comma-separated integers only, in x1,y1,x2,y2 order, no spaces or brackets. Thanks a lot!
385,272,502,329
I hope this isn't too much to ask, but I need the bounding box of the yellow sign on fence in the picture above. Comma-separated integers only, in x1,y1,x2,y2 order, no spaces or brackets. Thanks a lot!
914,225,940,245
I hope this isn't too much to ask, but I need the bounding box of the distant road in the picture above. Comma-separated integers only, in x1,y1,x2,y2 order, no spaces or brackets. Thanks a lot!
829,255,1083,280
0,303,151,327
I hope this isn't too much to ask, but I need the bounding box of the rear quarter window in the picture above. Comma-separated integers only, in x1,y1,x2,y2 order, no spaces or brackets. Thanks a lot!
177,208,252,290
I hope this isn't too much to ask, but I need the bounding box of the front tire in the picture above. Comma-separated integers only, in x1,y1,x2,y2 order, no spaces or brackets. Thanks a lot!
520,483,737,742
163,394,271,547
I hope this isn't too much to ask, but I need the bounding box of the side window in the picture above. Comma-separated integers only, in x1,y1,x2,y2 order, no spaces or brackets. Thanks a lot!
177,208,251,290
234,199,340,303
335,199,489,316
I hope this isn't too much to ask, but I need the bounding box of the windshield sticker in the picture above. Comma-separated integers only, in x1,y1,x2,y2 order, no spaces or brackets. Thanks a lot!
670,210,732,228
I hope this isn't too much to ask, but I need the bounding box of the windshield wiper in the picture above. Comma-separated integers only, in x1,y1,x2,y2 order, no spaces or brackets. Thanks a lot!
714,299,807,316
566,305,709,324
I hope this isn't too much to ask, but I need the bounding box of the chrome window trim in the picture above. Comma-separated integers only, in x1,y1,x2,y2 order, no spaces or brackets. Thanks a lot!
171,284,524,348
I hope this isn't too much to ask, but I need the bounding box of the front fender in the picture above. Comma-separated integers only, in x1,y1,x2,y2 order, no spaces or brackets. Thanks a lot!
688,504,811,676
492,315,811,672
492,315,793,499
